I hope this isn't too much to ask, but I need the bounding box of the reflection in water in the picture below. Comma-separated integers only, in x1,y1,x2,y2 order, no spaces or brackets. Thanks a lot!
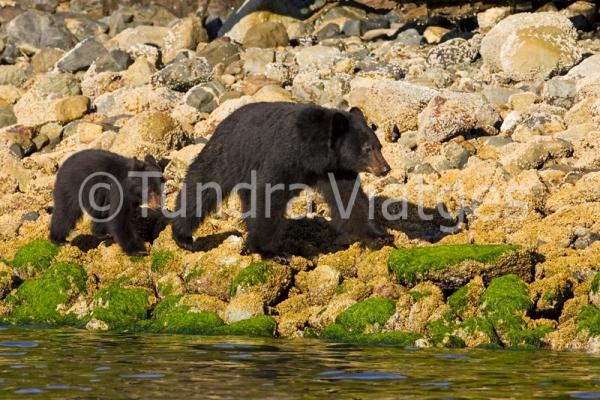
0,327,598,399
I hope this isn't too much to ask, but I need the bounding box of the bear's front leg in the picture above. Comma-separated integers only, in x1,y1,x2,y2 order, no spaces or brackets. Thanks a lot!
107,186,148,256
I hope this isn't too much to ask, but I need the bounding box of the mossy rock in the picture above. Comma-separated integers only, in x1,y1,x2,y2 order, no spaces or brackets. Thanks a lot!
591,272,600,295
229,261,290,304
142,295,224,334
321,323,421,346
229,261,271,296
219,316,277,337
11,240,60,278
458,317,500,347
577,305,600,337
5,262,87,325
91,281,153,330
480,274,552,348
335,297,396,334
151,251,176,274
388,244,528,289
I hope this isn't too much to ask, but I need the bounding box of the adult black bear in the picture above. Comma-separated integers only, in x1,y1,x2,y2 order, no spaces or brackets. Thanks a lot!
172,102,391,256
50,149,164,256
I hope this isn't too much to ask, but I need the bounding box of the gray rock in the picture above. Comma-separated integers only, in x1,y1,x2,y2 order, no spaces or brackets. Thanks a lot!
316,23,341,40
94,50,133,73
185,82,226,113
57,38,109,73
342,20,361,37
296,45,341,72
150,57,213,92
7,10,77,52
482,86,522,107
426,38,478,69
197,38,241,67
241,47,275,75
35,73,81,97
442,142,470,169
22,211,40,222
394,29,422,46
567,54,600,78
0,106,16,128
360,18,390,35
542,79,577,108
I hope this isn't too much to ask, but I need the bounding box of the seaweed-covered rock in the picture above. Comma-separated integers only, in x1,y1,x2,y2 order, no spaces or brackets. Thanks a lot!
5,262,87,325
90,281,154,330
229,261,291,304
385,282,445,334
143,295,224,334
11,239,59,278
333,297,396,334
388,244,532,289
221,315,276,337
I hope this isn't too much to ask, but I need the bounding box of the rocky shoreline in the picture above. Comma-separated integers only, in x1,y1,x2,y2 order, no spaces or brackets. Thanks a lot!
0,0,599,353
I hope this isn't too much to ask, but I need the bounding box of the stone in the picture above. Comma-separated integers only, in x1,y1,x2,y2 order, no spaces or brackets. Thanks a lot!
223,292,264,324
185,82,226,113
122,58,156,87
567,54,600,79
480,12,582,81
0,106,16,128
243,21,289,48
0,66,29,87
241,47,274,75
163,16,208,64
0,85,22,105
30,47,64,73
426,38,478,69
197,38,241,67
7,10,77,53
295,45,341,72
253,85,291,102
423,26,450,44
54,96,90,123
57,38,109,73
94,85,183,117
150,57,213,92
508,92,538,112
108,25,169,52
35,73,81,97
111,111,187,159
94,50,133,73
477,7,511,32
418,94,478,142
394,28,422,46
348,78,438,141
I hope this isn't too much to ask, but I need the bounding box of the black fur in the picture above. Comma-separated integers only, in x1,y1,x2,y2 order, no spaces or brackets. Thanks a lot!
50,149,163,256
172,102,391,255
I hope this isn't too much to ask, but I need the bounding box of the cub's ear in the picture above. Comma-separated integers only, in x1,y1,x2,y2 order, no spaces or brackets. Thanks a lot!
131,156,146,171
158,157,170,172
330,112,349,147
144,154,159,168
349,107,365,119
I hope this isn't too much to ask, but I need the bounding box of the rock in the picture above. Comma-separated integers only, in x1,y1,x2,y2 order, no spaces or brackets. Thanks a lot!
108,25,169,52
54,96,89,123
508,92,538,112
7,10,77,53
185,82,226,113
111,111,187,159
292,72,349,106
243,21,289,48
394,28,422,46
241,47,274,75
480,12,582,81
562,1,597,23
500,137,573,173
567,54,600,79
512,112,566,142
253,85,291,102
219,0,305,42
347,78,438,141
150,57,213,92
0,106,16,128
94,50,133,73
35,73,81,97
0,66,29,88
295,265,340,306
426,38,478,69
223,292,264,324
418,95,477,142
94,85,182,117
30,47,64,73
197,37,241,67
163,16,208,64
194,96,254,138
0,85,22,105
122,58,157,87
317,23,342,40
423,26,450,44
295,45,341,72
57,38,109,73
477,7,511,32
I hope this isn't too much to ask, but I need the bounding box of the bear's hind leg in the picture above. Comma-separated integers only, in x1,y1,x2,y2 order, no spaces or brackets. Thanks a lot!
50,193,83,244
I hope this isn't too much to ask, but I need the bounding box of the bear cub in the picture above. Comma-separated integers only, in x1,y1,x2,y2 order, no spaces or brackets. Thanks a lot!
172,101,391,256
50,149,164,256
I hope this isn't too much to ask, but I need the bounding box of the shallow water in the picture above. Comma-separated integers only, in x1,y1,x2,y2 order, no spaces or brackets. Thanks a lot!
0,327,599,399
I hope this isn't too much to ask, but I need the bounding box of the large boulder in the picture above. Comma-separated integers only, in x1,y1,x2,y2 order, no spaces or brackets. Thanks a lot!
480,12,582,81
7,10,77,53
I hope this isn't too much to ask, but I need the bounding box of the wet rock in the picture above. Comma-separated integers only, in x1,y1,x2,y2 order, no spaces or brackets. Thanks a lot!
243,21,289,49
223,292,264,324
151,57,213,92
480,12,581,81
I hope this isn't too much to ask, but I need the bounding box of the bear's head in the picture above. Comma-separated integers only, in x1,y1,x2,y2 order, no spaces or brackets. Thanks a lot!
128,155,164,209
331,107,390,177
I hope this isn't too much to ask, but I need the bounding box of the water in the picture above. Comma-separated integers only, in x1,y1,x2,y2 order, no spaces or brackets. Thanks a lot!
0,327,599,399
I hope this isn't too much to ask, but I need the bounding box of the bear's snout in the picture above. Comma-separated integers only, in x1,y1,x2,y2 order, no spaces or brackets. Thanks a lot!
366,151,391,177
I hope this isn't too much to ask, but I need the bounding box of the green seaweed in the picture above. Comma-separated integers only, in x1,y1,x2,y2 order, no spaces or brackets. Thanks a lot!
460,317,500,345
229,261,271,297
11,240,59,276
6,262,87,325
427,317,464,348
481,274,532,316
91,281,152,330
577,305,600,336
151,251,175,273
448,285,469,315
591,272,600,295
335,297,396,334
143,295,224,334
388,244,520,286
321,323,421,346
410,290,432,302
220,316,277,337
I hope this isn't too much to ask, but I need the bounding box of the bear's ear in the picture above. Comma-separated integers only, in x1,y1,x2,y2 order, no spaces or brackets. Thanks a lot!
330,112,349,147
144,155,159,168
349,107,364,119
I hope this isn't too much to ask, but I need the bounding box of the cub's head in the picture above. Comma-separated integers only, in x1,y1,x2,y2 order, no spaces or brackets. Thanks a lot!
128,155,164,209
330,107,390,177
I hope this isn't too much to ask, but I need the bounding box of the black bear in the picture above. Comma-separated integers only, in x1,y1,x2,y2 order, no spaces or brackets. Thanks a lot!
171,102,391,256
50,149,164,256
